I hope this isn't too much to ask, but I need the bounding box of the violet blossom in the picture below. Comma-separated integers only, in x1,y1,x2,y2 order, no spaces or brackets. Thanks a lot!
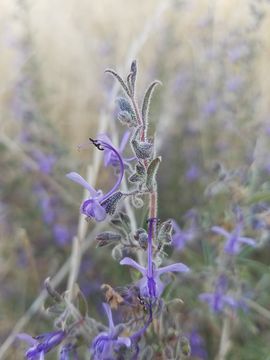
98,131,135,168
91,303,131,360
66,137,124,221
211,223,256,255
171,219,197,251
120,218,190,298
18,330,66,359
199,275,240,313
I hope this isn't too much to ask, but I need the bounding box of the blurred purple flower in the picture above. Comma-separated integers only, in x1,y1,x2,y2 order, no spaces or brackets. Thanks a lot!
203,98,218,117
171,218,197,251
199,275,240,313
18,330,66,359
120,219,190,298
227,44,250,63
91,303,131,360
211,223,256,255
185,164,201,182
33,150,56,175
188,330,208,360
226,76,243,92
66,137,124,221
53,224,70,246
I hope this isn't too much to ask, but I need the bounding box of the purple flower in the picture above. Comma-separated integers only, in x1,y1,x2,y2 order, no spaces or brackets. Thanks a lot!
185,164,201,182
98,132,135,168
199,275,240,313
18,330,66,359
188,330,208,360
53,224,70,246
66,137,124,221
171,219,197,251
120,219,190,298
91,303,131,360
226,76,243,92
203,98,218,117
33,150,56,175
227,44,250,63
211,224,256,255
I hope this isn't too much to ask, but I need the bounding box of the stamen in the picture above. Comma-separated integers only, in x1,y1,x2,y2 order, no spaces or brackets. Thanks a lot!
89,138,105,151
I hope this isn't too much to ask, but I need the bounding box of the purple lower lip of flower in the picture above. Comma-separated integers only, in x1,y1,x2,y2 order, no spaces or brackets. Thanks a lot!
66,137,125,221
120,256,189,298
18,330,66,359
91,303,131,359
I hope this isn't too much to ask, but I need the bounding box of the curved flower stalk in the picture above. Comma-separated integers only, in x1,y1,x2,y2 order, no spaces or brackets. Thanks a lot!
91,303,131,360
66,137,125,221
18,330,66,359
199,275,241,313
211,224,256,255
120,219,190,298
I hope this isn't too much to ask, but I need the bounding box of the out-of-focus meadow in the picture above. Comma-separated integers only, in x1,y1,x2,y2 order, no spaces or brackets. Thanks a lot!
1,0,270,359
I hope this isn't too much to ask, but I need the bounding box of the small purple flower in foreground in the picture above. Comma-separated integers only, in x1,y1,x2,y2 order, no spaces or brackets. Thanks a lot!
98,131,135,168
211,223,256,255
199,275,240,313
18,330,66,359
91,303,131,360
120,218,190,298
66,137,124,221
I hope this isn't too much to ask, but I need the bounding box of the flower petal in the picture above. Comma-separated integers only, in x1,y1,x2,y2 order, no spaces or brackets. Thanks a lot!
119,131,130,152
211,226,230,238
198,292,214,303
120,257,146,275
66,172,98,197
117,336,131,348
223,295,239,309
92,201,107,221
17,333,37,346
157,262,190,275
238,237,256,246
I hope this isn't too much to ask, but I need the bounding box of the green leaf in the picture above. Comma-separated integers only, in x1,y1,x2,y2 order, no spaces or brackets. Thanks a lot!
105,69,130,96
141,80,161,123
146,156,161,191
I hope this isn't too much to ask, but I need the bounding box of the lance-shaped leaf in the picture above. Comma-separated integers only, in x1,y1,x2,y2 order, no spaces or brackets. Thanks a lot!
146,156,162,191
141,80,161,124
96,231,121,247
101,191,124,215
105,69,130,96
